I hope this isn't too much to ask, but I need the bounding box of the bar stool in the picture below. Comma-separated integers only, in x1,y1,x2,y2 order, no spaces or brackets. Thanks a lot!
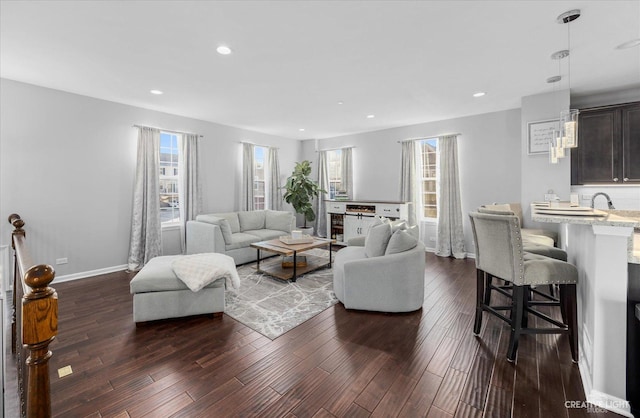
469,210,579,362
478,207,567,303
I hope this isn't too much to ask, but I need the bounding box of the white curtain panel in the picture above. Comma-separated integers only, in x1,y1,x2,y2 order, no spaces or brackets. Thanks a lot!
241,142,255,211
341,147,354,199
267,147,283,210
436,135,466,259
315,151,329,237
178,133,202,252
127,127,162,271
400,141,418,226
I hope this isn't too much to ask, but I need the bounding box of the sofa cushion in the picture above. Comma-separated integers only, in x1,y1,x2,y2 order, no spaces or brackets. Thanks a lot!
130,255,225,294
238,211,266,231
225,232,261,251
265,210,293,232
385,229,418,255
200,212,240,233
365,220,392,257
194,215,233,244
244,229,285,241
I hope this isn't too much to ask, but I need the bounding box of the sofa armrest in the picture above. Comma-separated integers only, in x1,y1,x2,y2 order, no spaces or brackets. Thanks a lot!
186,221,226,255
347,236,366,247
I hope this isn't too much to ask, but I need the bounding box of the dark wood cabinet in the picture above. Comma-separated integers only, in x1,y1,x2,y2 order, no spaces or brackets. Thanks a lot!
571,102,640,185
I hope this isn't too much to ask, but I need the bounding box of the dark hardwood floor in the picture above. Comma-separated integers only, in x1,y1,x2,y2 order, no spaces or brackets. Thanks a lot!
10,252,624,417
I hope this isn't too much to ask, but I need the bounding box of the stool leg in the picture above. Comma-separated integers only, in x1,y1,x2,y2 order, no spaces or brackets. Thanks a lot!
474,269,485,335
522,286,531,328
560,283,579,362
484,273,493,306
508,285,525,362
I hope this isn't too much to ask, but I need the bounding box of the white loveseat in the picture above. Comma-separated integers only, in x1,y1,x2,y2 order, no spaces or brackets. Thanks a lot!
186,210,295,265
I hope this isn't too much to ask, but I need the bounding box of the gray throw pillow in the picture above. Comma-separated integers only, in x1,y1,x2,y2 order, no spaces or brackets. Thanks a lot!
194,215,233,244
364,222,392,257
210,212,241,233
385,229,418,255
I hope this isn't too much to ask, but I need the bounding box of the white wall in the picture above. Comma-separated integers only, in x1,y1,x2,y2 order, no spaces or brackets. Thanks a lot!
302,108,523,254
520,90,571,230
0,79,299,279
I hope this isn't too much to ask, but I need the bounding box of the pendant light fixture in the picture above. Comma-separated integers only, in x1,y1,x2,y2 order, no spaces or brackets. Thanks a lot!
557,9,581,148
548,54,564,164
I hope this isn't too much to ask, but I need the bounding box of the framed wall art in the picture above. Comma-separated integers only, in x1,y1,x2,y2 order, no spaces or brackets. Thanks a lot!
527,119,559,155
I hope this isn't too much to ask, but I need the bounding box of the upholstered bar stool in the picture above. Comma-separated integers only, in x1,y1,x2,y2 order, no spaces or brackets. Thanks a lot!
478,206,567,303
468,211,579,362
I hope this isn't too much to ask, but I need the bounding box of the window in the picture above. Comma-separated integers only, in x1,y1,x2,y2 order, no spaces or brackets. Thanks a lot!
418,138,438,219
327,149,343,199
253,146,266,210
159,132,181,224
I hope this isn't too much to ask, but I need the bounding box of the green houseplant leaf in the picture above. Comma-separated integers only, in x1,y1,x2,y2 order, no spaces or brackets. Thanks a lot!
282,160,326,228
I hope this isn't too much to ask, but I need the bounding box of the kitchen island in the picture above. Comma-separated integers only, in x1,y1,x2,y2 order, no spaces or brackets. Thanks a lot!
532,207,639,417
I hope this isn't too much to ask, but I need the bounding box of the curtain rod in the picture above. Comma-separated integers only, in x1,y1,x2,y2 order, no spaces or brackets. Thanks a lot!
239,141,279,150
315,145,355,152
132,124,203,137
397,133,461,143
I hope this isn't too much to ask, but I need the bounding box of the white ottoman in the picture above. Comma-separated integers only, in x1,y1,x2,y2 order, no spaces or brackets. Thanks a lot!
129,255,226,323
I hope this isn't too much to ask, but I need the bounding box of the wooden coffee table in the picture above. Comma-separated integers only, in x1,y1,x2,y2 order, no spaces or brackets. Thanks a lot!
250,238,335,282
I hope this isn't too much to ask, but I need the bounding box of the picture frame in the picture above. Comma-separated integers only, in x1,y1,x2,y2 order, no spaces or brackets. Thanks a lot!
527,119,559,155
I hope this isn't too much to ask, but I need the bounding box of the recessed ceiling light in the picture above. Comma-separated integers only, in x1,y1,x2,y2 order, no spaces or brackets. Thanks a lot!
366,114,375,119
616,38,640,49
150,90,163,95
299,128,305,132
337,101,344,105
216,45,232,55
473,92,486,98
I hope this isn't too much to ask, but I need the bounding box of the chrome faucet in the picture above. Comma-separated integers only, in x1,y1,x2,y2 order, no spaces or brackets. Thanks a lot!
590,192,615,209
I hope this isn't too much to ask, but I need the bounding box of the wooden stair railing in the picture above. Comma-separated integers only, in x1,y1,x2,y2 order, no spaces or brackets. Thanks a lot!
9,214,58,418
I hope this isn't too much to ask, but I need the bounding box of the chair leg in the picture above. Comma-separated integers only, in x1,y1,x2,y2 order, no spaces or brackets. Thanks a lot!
560,283,579,362
484,273,493,306
507,285,525,362
474,269,485,335
522,285,531,328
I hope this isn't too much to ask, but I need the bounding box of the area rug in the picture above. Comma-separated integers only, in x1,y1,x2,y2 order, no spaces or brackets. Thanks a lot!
225,250,338,339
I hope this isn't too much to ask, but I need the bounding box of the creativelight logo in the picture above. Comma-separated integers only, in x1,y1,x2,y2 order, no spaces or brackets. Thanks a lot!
565,400,628,414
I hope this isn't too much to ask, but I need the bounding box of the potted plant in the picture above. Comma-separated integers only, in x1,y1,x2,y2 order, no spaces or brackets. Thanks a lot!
282,160,326,235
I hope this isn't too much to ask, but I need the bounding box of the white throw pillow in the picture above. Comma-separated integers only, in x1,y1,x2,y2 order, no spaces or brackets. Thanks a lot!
172,253,240,292
385,229,418,255
364,221,392,257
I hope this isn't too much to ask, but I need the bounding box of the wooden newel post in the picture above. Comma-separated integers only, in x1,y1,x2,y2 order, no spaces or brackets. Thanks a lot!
23,261,58,418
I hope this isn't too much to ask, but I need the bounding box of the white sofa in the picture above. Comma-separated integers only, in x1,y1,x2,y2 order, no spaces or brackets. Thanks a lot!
186,210,295,265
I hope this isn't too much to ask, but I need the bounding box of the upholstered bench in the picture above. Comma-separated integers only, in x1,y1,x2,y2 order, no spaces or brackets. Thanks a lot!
129,254,238,323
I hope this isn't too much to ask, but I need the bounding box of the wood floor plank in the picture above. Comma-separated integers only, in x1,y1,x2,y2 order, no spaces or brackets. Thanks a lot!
0,252,619,418
398,370,443,418
432,368,468,415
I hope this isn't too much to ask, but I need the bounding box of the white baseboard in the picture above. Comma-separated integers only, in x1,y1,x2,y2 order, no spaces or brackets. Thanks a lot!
53,264,128,283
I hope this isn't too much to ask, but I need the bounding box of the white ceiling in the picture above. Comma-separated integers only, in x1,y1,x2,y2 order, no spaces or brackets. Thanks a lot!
1,1,639,140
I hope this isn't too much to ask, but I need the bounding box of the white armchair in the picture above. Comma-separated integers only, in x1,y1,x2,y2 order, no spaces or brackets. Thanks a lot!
333,240,426,313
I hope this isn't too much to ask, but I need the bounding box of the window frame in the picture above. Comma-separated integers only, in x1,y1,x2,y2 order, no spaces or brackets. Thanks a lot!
159,131,182,226
327,149,343,199
253,145,267,210
417,138,439,221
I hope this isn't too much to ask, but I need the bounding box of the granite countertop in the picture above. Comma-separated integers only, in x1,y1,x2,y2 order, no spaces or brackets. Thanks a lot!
531,206,640,264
